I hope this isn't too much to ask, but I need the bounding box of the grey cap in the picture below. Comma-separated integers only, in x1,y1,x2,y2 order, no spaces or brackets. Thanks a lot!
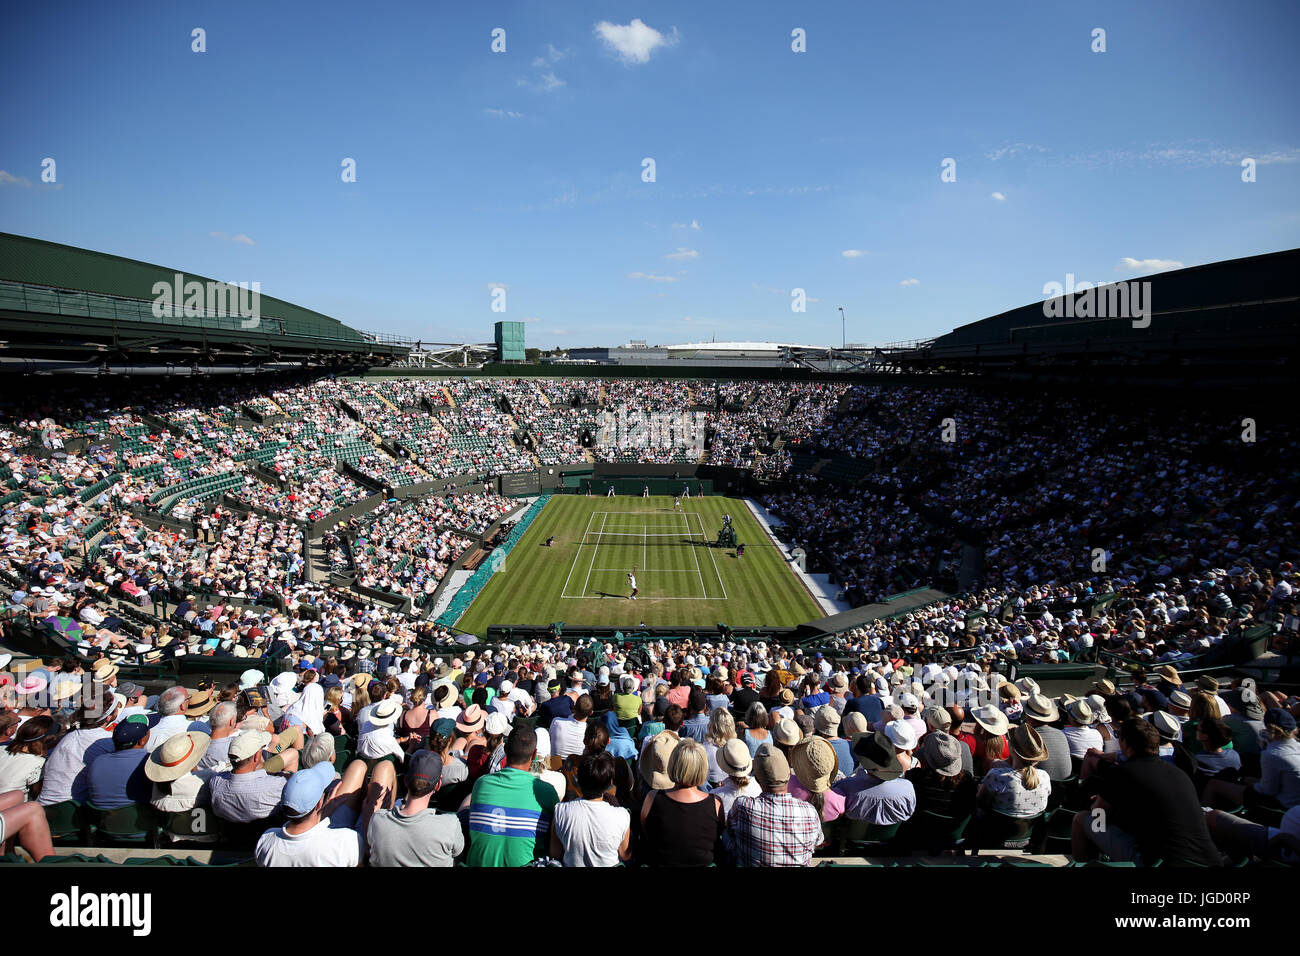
920,731,963,777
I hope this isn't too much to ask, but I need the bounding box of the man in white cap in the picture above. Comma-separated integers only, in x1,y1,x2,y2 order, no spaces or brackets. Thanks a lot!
208,730,296,824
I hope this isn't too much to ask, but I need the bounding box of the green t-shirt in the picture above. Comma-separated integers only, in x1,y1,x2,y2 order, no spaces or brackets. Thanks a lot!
466,768,560,868
613,693,642,721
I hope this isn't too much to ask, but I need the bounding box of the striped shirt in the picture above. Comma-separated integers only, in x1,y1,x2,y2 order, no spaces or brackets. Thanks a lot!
465,768,559,867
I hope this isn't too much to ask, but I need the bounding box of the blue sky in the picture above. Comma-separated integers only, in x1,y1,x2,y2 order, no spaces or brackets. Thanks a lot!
2,0,1297,348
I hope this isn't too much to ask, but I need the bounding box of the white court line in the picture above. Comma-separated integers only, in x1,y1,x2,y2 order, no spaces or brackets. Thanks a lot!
580,512,607,598
560,511,595,598
684,510,708,599
592,568,698,572
643,524,647,571
693,511,729,600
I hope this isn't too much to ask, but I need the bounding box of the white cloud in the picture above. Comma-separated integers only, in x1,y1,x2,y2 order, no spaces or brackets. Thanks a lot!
991,191,1006,201
672,219,702,231
900,278,920,286
210,232,255,246
484,108,524,119
531,44,566,67
664,248,698,260
627,272,678,282
1115,257,1184,274
594,19,679,64
841,249,869,259
0,170,32,188
517,71,566,93
985,143,1050,162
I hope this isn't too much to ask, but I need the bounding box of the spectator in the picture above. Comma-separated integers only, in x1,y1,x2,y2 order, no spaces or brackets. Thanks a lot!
85,715,152,810
728,744,822,866
640,739,725,867
464,724,558,867
549,751,631,866
368,750,464,866
1073,717,1223,866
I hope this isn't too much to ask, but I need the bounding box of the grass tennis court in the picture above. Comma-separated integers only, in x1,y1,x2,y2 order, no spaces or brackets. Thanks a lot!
454,495,822,631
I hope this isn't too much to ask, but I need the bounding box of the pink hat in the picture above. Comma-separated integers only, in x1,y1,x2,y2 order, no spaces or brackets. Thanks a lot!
17,674,48,695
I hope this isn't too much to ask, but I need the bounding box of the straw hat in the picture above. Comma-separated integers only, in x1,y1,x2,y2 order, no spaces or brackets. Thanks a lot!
791,737,837,794
1022,693,1059,723
715,738,753,779
773,718,802,746
369,698,401,726
971,705,1009,736
146,732,211,782
1155,665,1181,685
641,732,680,790
1067,699,1095,725
455,703,485,734
1009,724,1048,763
187,687,216,717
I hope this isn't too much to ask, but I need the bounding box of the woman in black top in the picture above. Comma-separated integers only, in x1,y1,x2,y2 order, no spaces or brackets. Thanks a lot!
639,740,725,866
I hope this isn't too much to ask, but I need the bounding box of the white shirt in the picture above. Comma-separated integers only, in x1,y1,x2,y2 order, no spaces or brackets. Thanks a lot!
148,714,193,752
551,799,629,867
255,819,362,867
550,717,588,759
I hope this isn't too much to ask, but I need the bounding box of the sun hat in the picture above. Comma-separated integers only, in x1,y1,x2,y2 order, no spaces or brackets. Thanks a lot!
920,731,963,777
1155,664,1182,685
1148,710,1182,741
50,679,81,703
186,687,217,716
778,688,796,706
773,718,802,747
1014,677,1040,696
1091,679,1117,697
1067,699,1095,725
1085,694,1111,723
905,700,941,729
753,744,793,790
238,668,263,690
1009,723,1048,763
282,761,336,818
1169,690,1193,709
90,658,118,682
791,737,837,794
853,730,904,779
455,703,485,734
814,705,841,737
842,711,869,736
228,729,273,762
146,731,211,782
431,682,457,708
369,698,401,726
716,738,753,779
1022,693,1059,722
884,719,918,752
351,673,370,690
971,704,1010,736
641,732,680,790
484,711,510,736
16,673,47,695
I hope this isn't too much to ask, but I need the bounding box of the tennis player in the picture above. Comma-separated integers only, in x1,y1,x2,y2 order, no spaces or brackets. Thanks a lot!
673,495,682,512
627,571,638,600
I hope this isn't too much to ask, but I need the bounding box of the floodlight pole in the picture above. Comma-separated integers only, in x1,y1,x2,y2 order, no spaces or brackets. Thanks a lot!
838,307,846,350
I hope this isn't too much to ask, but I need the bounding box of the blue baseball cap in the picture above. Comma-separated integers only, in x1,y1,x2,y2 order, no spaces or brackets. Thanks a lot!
112,713,152,748
281,761,335,817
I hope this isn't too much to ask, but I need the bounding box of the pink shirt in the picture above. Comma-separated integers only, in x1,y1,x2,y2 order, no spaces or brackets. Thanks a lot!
787,776,846,822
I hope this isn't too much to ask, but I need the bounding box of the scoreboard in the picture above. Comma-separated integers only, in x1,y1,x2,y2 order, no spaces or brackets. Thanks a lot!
500,471,541,496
